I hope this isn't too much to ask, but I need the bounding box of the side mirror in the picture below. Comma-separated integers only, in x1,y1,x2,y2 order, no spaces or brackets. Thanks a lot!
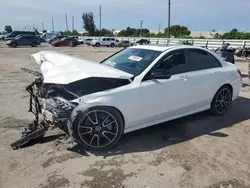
148,69,171,80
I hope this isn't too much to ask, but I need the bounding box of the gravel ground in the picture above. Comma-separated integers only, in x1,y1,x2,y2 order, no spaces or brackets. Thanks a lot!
0,43,250,188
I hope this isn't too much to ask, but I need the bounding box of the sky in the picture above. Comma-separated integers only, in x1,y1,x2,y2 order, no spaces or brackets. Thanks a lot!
0,0,250,32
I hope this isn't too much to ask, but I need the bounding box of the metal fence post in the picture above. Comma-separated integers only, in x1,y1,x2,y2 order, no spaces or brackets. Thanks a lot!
205,40,208,49
243,41,246,48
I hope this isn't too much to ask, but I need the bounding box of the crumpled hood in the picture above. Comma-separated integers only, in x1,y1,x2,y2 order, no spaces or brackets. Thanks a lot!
31,51,133,84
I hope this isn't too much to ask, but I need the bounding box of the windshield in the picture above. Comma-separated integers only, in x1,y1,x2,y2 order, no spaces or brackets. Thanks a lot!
61,37,68,40
102,48,162,76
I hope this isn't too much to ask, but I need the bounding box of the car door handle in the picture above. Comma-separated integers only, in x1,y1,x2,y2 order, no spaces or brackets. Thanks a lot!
214,71,221,74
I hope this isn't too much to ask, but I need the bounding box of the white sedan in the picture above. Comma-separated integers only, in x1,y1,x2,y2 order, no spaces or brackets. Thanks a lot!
28,45,242,150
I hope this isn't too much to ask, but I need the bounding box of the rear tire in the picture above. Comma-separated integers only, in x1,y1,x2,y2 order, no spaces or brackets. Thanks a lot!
95,43,100,47
72,106,124,151
111,43,115,48
210,86,232,116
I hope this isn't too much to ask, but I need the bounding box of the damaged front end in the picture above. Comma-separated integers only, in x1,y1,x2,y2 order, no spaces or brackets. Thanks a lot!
10,51,133,150
11,70,131,150
10,68,81,150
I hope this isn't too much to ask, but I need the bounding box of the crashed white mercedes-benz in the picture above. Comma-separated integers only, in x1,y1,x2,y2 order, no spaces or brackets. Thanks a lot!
13,45,242,151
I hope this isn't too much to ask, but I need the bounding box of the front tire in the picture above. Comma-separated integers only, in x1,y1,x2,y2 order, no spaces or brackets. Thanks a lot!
73,106,124,151
210,86,232,116
12,43,17,48
31,42,37,47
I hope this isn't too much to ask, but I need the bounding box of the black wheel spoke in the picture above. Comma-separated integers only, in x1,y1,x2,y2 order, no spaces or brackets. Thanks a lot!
86,111,98,125
101,114,111,127
89,134,97,146
102,132,112,142
79,126,93,135
103,120,115,128
225,92,230,99
224,101,229,108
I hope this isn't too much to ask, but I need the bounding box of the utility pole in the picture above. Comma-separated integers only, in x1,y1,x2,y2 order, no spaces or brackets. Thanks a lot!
158,23,161,33
65,14,69,31
140,20,143,37
99,5,102,37
52,18,55,33
72,16,74,32
41,21,44,31
167,0,171,38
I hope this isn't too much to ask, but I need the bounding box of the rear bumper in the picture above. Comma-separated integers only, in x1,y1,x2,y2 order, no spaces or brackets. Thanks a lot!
232,78,243,100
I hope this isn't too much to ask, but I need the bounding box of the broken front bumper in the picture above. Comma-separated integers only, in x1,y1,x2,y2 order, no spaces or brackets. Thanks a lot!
10,68,78,150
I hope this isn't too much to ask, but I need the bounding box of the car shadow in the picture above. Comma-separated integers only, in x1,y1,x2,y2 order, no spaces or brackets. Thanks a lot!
69,96,250,158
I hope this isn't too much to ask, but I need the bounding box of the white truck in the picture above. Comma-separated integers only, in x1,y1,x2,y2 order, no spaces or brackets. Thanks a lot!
90,37,117,47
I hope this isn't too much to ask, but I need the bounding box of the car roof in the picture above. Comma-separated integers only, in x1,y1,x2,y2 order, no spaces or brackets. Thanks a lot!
130,44,208,52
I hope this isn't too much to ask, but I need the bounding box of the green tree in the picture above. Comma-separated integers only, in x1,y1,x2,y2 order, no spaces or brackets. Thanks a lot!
164,25,191,38
82,12,96,36
72,30,80,36
214,33,220,39
95,28,114,37
117,27,150,37
4,25,13,33
219,29,250,39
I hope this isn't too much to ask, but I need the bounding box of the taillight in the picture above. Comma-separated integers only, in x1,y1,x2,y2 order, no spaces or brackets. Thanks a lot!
237,68,242,77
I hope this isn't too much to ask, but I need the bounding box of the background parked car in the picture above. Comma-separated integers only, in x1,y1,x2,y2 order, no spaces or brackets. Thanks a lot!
51,37,80,47
48,35,66,44
116,40,131,48
41,32,59,42
84,39,93,45
6,35,41,47
135,39,150,45
5,31,36,41
91,37,117,47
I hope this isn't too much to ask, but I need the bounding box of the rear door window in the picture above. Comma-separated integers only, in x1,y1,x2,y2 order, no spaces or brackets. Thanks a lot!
186,49,222,72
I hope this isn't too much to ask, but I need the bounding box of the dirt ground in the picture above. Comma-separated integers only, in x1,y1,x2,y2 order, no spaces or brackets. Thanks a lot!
0,42,250,188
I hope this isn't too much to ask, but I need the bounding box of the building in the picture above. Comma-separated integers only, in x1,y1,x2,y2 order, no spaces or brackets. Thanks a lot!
190,31,225,39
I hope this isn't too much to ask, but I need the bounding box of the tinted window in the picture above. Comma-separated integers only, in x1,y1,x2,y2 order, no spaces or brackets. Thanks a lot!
154,50,186,75
107,38,111,41
186,49,222,71
103,38,106,41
